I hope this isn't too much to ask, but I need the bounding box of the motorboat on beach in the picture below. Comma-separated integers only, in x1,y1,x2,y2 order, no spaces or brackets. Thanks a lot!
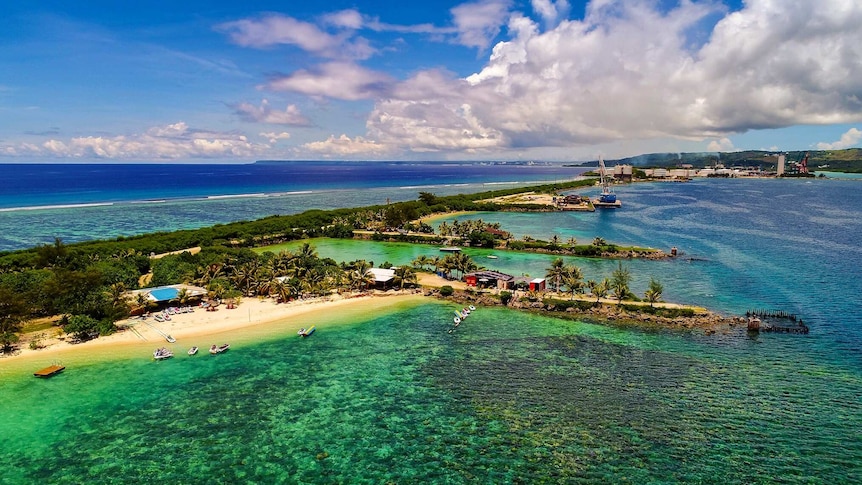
187,346,199,356
209,343,230,354
153,347,174,360
298,325,316,337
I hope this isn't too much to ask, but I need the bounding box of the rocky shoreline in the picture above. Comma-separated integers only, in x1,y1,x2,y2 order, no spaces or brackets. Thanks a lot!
430,289,743,333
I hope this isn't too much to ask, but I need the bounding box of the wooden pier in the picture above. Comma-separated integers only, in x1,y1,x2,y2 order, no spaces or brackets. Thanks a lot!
34,364,65,378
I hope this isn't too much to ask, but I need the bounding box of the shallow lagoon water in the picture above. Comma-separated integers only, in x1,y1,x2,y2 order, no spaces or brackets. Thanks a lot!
3,302,860,483
2,175,862,482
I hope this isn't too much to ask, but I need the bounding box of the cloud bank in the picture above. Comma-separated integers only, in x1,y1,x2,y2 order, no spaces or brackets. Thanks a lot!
361,0,862,154
5,122,271,160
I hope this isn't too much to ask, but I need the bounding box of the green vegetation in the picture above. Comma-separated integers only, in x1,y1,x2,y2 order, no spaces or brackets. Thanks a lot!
609,261,633,305
506,235,659,258
644,278,664,307
541,298,596,312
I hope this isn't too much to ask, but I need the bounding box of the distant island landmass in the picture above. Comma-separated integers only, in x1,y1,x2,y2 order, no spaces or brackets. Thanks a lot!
569,147,862,173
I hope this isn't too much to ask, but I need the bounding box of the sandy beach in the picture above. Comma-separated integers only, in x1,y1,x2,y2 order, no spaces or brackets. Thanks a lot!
2,291,427,371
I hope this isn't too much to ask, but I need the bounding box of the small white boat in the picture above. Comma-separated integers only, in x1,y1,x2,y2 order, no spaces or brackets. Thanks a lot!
454,317,461,325
487,255,498,259
469,305,476,311
187,346,199,356
153,347,174,360
209,343,230,354
166,335,176,343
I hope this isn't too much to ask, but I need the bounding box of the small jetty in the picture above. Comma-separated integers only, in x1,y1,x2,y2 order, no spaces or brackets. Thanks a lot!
142,320,176,343
34,363,65,378
746,309,809,334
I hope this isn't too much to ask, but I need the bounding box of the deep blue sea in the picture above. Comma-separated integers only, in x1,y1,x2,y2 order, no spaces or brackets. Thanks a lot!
0,161,586,251
1,164,860,483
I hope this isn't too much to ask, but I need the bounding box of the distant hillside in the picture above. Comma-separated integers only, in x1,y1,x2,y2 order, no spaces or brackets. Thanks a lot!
578,148,862,172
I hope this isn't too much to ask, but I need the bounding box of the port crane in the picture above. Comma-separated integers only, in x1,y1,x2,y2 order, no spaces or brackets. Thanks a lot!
597,156,616,203
799,152,809,174
592,155,620,208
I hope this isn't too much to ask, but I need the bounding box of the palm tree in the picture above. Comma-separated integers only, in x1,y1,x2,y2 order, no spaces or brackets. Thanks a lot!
305,267,328,297
394,266,417,289
231,261,260,296
134,292,150,312
545,258,567,292
561,265,584,298
445,253,476,280
296,242,318,260
644,278,664,307
412,255,431,270
609,261,632,305
592,278,610,303
349,268,375,291
106,282,128,308
176,288,190,306
256,270,280,297
192,263,224,287
270,278,291,303
431,256,442,274
550,235,560,247
592,237,607,246
273,250,295,274
286,278,304,300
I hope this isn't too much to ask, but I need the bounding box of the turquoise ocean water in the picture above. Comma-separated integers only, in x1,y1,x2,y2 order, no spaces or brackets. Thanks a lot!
1,166,861,483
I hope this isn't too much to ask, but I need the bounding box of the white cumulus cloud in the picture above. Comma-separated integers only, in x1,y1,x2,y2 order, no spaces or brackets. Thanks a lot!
260,132,292,143
264,62,394,101
816,128,862,150
301,134,391,157
217,14,375,60
451,0,513,50
531,0,570,28
232,99,310,125
707,137,735,152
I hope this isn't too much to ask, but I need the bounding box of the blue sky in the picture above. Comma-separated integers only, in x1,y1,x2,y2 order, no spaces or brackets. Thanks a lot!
1,0,861,162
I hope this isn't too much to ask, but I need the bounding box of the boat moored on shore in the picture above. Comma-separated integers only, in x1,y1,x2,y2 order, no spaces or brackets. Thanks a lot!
153,348,174,360
209,343,230,354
